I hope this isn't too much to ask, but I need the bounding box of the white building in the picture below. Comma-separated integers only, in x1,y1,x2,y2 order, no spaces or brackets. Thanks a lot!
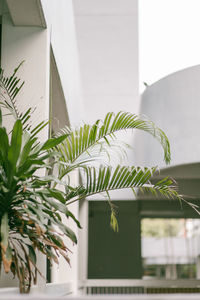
1,0,200,297
0,0,139,294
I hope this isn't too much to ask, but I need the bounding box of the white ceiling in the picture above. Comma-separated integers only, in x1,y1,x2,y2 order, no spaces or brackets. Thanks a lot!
5,0,46,27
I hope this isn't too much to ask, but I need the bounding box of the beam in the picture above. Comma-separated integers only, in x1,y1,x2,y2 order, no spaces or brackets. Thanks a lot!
5,0,46,27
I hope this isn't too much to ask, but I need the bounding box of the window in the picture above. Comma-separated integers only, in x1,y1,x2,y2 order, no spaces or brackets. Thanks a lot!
141,218,200,279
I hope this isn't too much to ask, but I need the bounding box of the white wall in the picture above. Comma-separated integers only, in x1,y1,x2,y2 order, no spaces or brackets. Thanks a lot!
1,13,50,138
134,65,200,168
73,0,139,122
41,0,83,126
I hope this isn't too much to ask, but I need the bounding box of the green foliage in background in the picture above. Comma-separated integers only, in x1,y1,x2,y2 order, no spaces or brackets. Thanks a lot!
141,218,183,238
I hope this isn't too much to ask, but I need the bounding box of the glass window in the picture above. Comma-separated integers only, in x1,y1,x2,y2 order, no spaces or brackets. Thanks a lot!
141,218,200,279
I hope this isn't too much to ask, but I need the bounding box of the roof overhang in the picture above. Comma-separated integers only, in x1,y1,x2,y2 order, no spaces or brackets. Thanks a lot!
137,162,200,201
5,0,46,27
159,162,200,180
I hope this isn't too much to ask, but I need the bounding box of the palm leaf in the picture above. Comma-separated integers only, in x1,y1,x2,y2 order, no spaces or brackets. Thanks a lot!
57,112,171,179
0,65,49,137
65,165,180,204
0,62,25,120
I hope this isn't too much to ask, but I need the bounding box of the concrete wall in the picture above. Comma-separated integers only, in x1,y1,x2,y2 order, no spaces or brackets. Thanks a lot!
73,0,139,122
134,65,200,169
1,12,50,138
41,0,83,126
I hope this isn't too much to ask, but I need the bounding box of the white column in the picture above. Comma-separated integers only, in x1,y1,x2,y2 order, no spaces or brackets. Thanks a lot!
1,12,50,138
1,12,50,290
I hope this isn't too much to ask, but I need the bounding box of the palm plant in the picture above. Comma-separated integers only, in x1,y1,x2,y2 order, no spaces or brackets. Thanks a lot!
0,66,181,293
0,112,80,293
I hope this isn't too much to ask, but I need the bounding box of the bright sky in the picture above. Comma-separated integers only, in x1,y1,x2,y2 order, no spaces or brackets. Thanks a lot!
139,0,200,91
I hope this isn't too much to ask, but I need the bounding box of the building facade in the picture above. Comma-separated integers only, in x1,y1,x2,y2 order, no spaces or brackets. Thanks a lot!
1,0,200,296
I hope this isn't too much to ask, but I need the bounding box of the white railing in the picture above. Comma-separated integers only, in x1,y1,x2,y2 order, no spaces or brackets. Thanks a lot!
79,279,200,296
1,280,200,299
82,279,200,287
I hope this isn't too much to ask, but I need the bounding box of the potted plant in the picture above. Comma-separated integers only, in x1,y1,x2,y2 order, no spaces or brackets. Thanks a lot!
0,67,181,293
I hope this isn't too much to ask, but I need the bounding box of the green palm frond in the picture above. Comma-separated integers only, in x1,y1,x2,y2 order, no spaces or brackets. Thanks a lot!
0,62,25,119
65,165,180,204
64,164,181,231
0,64,49,137
57,111,171,178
